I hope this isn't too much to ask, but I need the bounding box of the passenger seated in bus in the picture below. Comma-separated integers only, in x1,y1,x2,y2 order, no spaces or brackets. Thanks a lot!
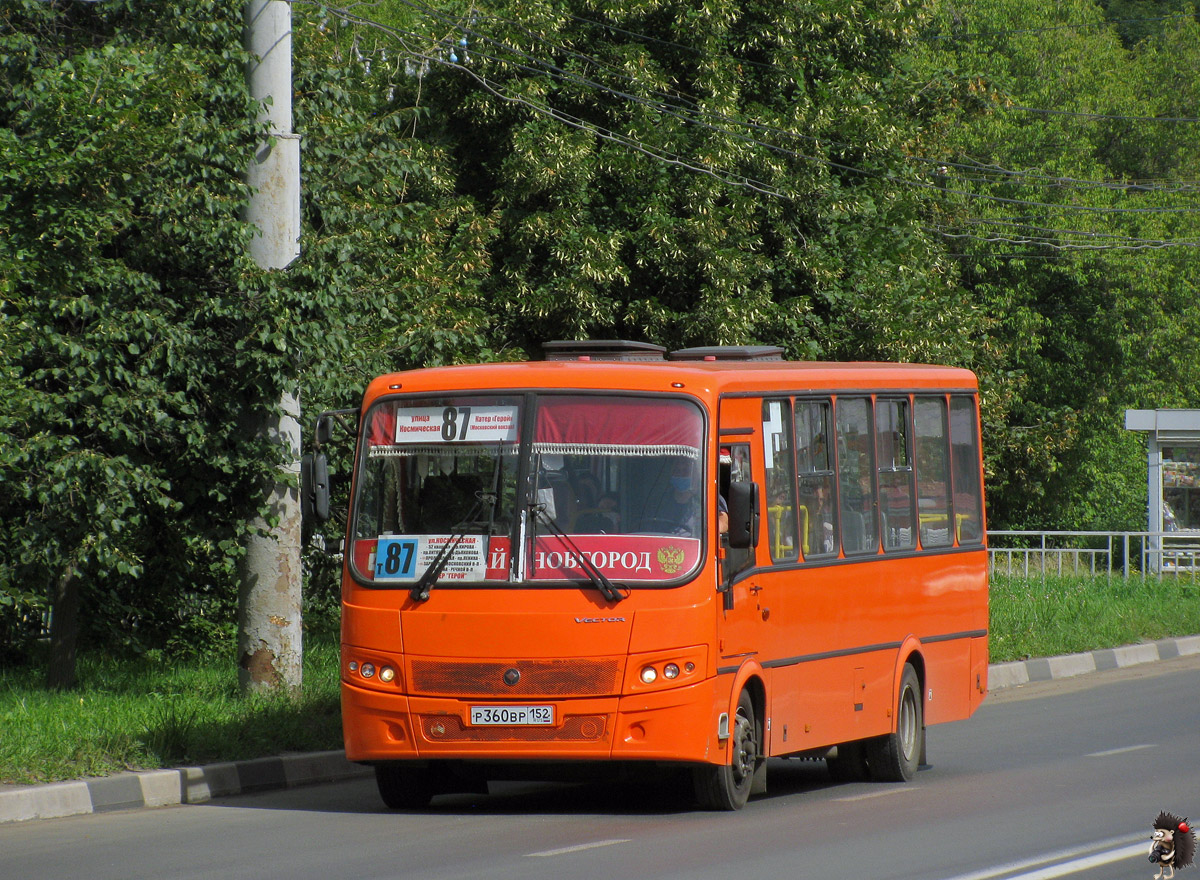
573,492,621,533
598,492,621,530
798,479,834,555
571,472,600,511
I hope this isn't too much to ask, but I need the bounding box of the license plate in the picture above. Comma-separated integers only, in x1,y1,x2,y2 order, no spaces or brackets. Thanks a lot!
469,705,555,726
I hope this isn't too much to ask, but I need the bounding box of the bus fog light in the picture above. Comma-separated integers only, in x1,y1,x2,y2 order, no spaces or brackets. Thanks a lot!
663,663,680,679
379,666,396,683
640,666,658,684
360,663,376,678
348,661,359,672
684,662,695,674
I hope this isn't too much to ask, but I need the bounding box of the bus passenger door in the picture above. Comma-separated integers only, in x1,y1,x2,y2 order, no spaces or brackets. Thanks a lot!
720,441,754,582
715,402,771,699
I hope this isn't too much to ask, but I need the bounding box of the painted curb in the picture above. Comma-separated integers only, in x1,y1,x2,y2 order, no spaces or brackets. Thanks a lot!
987,634,1200,692
4,635,1199,825
0,750,371,825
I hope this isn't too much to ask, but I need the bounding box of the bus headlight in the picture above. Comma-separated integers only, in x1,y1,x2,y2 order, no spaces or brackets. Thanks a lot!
628,647,706,692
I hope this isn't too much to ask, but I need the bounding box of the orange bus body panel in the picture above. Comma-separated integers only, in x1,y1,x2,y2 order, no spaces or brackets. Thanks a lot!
340,357,987,777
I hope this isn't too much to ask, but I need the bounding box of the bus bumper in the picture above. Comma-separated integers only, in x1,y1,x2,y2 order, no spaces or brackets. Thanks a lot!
342,678,718,765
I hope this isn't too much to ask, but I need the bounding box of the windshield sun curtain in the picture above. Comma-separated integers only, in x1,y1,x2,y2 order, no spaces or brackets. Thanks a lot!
351,393,706,588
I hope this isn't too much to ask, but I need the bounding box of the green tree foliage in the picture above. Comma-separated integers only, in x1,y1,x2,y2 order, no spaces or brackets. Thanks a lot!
0,0,285,682
912,0,1200,529
286,10,500,392
338,0,989,366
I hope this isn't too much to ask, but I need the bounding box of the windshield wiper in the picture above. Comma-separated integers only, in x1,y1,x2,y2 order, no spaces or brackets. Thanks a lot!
410,492,493,602
530,505,628,604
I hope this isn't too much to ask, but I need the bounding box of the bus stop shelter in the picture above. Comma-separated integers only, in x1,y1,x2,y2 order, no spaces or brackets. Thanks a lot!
1125,408,1200,570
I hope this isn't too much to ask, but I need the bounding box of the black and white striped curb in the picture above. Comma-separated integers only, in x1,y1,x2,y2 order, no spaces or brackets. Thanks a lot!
987,634,1200,690
5,635,1199,825
0,750,370,825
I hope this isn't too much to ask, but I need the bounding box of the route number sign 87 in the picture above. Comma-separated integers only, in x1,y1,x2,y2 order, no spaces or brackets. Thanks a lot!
441,406,471,440
375,536,418,580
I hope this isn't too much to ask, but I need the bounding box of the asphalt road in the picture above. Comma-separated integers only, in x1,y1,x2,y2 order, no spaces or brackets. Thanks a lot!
5,655,1198,880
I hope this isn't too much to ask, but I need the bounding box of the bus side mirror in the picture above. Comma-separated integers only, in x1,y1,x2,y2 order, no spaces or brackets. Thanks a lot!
727,481,759,550
301,452,330,526
315,412,335,447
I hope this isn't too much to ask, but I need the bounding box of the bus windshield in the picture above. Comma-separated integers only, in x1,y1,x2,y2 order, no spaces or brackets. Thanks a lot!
350,393,706,587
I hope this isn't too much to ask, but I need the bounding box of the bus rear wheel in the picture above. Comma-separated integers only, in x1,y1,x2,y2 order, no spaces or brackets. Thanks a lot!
375,762,436,809
826,740,870,782
867,663,922,782
693,689,759,810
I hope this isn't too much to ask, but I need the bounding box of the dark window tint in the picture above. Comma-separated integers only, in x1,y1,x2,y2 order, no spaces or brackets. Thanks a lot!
877,399,915,552
950,396,984,544
914,397,953,548
836,398,878,554
763,399,799,562
795,400,837,557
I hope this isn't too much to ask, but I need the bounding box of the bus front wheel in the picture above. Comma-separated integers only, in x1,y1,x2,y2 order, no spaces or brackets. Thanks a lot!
375,762,436,809
693,688,760,810
867,663,922,782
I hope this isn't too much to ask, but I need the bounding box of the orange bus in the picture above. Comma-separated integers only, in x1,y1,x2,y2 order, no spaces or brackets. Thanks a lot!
309,341,988,810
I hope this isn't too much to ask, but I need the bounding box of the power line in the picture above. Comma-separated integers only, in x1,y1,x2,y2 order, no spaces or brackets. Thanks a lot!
317,2,1200,189
929,221,1200,251
922,12,1195,41
301,2,1200,236
907,156,1200,194
1006,105,1200,123
959,217,1199,241
308,4,800,198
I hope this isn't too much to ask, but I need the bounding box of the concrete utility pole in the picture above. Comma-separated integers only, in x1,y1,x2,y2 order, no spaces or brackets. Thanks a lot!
240,0,303,694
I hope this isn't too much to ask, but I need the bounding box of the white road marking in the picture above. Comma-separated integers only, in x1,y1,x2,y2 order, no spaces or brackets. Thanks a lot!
834,787,913,802
1086,743,1156,757
526,839,632,858
935,835,1146,880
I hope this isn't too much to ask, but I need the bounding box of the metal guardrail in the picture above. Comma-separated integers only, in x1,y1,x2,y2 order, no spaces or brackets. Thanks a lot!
986,530,1200,577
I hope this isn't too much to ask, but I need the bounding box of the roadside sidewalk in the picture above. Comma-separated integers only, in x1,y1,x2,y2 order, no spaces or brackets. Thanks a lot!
0,750,372,826
5,633,1200,825
986,633,1200,689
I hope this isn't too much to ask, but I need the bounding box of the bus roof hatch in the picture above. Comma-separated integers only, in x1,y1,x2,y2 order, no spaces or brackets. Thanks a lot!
668,345,785,362
541,340,667,362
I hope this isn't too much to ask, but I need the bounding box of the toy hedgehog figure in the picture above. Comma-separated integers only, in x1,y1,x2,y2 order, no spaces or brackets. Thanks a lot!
1150,811,1196,880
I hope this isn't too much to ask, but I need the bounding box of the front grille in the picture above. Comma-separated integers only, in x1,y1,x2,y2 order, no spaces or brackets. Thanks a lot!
421,714,608,742
410,659,621,697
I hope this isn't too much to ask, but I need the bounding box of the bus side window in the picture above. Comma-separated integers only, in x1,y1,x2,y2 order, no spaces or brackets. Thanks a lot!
877,398,915,552
950,395,985,544
762,399,799,562
836,397,878,555
722,442,754,578
795,399,837,557
914,397,953,548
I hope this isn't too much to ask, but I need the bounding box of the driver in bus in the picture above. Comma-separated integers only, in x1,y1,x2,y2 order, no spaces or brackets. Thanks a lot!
648,457,703,537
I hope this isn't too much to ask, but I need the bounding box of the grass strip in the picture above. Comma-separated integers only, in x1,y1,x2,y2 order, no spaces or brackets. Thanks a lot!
989,571,1200,662
0,638,341,786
